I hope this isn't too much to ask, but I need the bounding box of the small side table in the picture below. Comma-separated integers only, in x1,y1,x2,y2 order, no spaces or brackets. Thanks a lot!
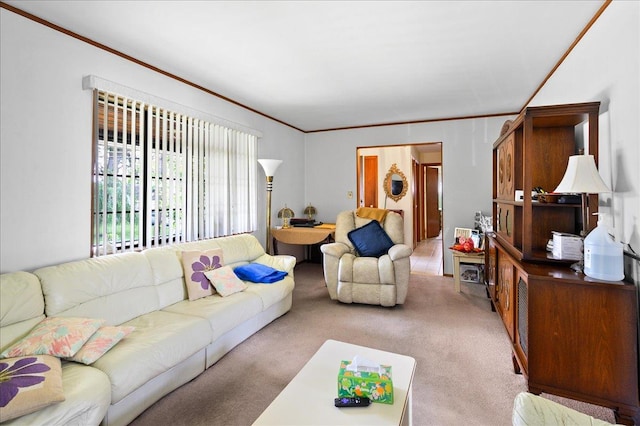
271,225,335,262
450,250,485,293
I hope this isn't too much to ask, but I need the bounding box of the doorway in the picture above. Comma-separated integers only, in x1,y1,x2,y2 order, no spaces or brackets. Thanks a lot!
356,143,443,275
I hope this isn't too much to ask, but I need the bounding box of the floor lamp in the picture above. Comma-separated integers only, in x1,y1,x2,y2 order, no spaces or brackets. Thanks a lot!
554,154,610,271
258,159,283,254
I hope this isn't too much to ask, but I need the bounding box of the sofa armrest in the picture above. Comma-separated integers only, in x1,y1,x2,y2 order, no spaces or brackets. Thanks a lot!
254,254,296,274
388,244,412,261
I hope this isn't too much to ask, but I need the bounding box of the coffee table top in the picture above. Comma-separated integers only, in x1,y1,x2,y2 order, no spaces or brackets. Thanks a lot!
252,339,416,425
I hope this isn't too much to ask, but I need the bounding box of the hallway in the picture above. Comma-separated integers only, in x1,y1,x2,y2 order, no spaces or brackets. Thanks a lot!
410,233,443,276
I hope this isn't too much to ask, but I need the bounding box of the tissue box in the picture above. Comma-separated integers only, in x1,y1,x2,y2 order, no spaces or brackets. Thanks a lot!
552,231,583,261
337,360,394,404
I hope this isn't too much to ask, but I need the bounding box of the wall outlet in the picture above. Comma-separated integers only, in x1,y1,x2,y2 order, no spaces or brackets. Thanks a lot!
347,191,353,199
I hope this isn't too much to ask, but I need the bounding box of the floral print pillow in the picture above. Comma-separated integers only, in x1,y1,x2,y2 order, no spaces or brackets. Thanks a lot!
0,317,105,359
0,355,65,421
67,326,135,365
204,266,247,297
180,249,224,301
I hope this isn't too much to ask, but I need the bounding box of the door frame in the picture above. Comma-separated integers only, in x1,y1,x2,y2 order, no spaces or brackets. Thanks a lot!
356,143,444,273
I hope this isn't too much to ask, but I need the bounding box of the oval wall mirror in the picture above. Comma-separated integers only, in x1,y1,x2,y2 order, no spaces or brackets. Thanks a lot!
384,163,408,202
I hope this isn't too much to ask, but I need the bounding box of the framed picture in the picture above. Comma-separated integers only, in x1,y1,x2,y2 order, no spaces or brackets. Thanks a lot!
460,264,483,283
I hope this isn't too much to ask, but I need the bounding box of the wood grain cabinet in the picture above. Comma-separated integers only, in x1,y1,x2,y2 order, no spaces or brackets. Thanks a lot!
487,237,639,424
487,102,639,424
497,250,515,341
492,102,600,262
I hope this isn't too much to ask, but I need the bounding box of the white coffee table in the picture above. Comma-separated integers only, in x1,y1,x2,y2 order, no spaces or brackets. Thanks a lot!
252,339,416,426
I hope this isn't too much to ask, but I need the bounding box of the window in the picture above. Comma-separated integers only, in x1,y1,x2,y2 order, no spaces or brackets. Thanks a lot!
92,90,258,256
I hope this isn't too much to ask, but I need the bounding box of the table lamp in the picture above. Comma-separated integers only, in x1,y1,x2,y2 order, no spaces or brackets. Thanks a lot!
304,204,317,221
278,205,295,229
553,154,610,271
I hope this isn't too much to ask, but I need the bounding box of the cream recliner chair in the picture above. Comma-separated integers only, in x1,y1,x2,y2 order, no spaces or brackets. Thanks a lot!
512,392,618,425
320,209,412,307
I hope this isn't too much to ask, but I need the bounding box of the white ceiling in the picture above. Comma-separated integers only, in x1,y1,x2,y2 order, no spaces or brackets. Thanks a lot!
5,0,606,132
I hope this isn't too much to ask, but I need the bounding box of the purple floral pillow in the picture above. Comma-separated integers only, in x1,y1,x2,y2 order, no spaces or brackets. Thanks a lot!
180,249,224,301
0,355,65,421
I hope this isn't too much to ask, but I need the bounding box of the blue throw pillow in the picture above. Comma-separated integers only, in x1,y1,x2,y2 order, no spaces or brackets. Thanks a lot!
233,263,287,283
347,220,395,257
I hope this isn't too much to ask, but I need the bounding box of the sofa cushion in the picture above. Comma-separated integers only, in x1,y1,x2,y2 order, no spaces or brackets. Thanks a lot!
1,317,105,359
91,311,210,403
35,251,159,325
67,326,135,365
243,276,295,311
0,355,64,422
142,246,186,308
347,219,394,257
174,234,266,266
0,272,46,353
162,292,263,342
180,249,224,301
204,266,247,297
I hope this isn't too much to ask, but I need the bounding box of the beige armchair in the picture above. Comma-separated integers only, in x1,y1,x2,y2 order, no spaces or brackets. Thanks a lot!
320,209,412,307
512,392,618,426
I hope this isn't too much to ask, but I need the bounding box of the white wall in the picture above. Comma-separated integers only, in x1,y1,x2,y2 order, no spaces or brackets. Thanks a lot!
0,9,305,272
305,118,504,274
529,0,639,253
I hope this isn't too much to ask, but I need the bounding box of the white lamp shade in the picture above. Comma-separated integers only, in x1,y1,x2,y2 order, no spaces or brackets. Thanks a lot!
554,155,610,194
258,159,283,177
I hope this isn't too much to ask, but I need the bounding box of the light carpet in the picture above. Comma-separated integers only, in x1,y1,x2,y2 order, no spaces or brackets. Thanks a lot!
129,263,616,426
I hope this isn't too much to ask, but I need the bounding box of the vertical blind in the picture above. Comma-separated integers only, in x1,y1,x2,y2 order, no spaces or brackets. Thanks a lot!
92,90,258,256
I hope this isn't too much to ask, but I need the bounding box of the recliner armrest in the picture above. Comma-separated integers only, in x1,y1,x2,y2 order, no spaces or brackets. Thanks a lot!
512,392,616,426
320,242,351,258
388,244,412,261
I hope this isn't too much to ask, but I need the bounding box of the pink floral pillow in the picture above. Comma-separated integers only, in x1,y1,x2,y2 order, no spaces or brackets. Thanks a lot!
0,355,65,421
67,326,135,365
0,317,105,359
180,249,224,301
204,266,247,297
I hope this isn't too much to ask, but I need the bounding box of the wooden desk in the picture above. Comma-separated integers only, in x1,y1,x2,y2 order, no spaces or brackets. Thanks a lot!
272,225,335,260
450,249,485,293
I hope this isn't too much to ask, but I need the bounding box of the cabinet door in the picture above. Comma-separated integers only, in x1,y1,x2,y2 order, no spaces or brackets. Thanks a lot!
528,278,639,412
486,238,497,302
497,134,515,200
497,251,515,340
513,269,528,375
497,204,515,245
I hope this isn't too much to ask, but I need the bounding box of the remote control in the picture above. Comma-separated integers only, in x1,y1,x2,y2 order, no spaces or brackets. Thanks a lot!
334,396,370,407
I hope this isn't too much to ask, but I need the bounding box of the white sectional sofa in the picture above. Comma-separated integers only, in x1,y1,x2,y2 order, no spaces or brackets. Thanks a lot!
0,234,296,426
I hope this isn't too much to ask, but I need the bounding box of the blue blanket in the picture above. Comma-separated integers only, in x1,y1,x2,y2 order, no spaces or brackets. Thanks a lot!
234,263,288,284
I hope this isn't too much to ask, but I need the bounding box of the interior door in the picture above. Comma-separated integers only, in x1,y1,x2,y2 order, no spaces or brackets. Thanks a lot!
363,156,378,208
426,166,440,238
413,159,420,248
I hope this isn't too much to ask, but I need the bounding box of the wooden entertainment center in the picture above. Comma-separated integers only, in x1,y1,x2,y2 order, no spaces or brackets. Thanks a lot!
487,102,639,424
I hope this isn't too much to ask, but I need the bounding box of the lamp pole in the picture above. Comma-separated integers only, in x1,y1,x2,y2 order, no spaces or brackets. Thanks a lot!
265,175,274,254
258,159,282,254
